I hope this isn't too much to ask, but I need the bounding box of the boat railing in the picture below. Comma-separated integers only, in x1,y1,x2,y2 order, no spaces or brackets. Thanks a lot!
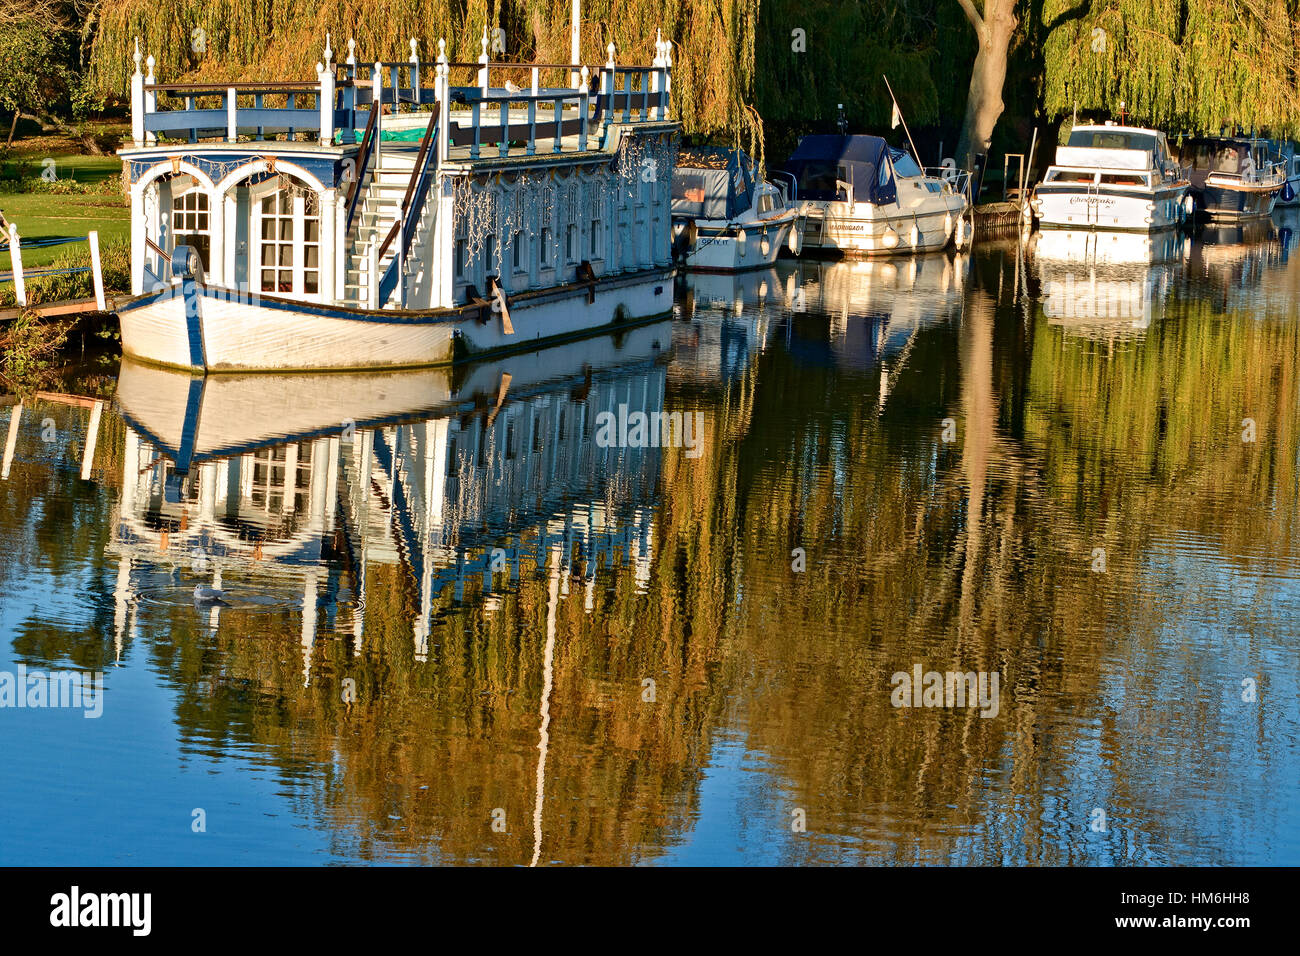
129,34,672,151
924,166,972,198
343,102,381,237
377,104,442,307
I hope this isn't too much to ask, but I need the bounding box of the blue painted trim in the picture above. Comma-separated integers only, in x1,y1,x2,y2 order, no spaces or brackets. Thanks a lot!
173,374,206,475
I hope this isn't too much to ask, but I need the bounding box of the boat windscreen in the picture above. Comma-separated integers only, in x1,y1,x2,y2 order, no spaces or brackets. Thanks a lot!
1067,130,1159,153
888,149,924,178
1180,141,1245,173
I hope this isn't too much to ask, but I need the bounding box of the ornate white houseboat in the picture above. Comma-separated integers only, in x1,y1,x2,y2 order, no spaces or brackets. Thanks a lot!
117,26,679,372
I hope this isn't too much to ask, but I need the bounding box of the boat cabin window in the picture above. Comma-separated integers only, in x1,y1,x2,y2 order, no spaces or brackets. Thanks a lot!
791,161,850,201
253,179,320,297
1067,130,1158,153
170,182,211,274
756,192,774,214
1181,142,1246,174
1046,170,1096,183
1099,173,1151,186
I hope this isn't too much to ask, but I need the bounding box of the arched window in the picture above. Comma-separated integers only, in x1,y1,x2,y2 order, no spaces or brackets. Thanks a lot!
252,175,321,298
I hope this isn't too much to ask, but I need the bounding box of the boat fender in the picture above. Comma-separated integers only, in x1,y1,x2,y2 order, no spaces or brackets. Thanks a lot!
1284,182,1295,203
954,217,968,250
882,227,900,250
737,228,748,257
761,232,771,258
908,223,920,247
944,213,953,236
788,222,803,256
1183,193,1195,218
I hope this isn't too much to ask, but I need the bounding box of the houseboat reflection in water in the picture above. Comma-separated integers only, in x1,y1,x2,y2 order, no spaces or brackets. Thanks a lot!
107,323,673,677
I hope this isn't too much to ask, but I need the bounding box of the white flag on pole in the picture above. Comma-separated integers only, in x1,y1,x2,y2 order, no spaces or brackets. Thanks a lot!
891,100,901,129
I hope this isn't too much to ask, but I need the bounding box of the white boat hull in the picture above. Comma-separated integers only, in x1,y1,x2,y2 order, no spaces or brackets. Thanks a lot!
797,196,966,256
675,215,798,271
118,269,674,372
1034,185,1188,231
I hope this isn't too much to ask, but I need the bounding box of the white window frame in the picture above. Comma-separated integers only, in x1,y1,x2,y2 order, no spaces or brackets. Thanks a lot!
250,177,322,301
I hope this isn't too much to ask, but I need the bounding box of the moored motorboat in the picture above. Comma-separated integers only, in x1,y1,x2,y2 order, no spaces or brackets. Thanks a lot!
1030,122,1191,231
1178,136,1285,220
781,135,969,256
670,147,801,271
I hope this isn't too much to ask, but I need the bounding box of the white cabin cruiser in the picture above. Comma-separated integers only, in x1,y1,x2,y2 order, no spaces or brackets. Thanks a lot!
781,135,969,256
1031,123,1191,231
670,147,801,271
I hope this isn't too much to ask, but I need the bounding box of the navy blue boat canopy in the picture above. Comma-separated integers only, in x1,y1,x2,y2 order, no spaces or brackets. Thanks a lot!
671,146,757,221
782,135,899,206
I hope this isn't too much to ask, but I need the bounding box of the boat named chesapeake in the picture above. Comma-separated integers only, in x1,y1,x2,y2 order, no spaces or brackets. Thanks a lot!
1031,123,1191,231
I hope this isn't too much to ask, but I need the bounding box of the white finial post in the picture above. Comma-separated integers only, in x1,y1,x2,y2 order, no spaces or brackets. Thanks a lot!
409,38,421,104
436,39,449,162
144,55,157,144
579,64,589,94
131,38,145,145
324,32,333,66
479,27,490,92
317,60,335,145
346,38,356,68
605,42,616,125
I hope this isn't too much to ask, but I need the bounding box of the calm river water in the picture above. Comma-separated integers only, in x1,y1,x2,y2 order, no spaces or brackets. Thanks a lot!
2,215,1298,865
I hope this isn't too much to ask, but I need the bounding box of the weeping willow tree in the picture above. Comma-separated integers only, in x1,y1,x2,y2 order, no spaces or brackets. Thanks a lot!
85,0,766,151
1041,0,1300,135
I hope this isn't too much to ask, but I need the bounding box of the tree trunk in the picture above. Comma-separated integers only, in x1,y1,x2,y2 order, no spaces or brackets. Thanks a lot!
955,0,1018,175
6,109,18,147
